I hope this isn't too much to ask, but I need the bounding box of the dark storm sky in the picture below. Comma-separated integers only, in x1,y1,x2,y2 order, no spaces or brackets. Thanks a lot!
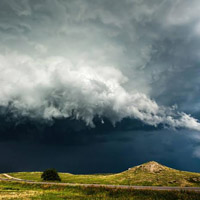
0,0,200,173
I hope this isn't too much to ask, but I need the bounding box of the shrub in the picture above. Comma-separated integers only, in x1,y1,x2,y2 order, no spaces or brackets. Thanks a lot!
41,168,61,181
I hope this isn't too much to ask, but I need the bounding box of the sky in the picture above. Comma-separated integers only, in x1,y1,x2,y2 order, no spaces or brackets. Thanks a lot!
0,0,200,173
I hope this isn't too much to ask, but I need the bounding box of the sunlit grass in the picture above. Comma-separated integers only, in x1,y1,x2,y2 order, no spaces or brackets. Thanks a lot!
0,180,200,200
7,161,200,187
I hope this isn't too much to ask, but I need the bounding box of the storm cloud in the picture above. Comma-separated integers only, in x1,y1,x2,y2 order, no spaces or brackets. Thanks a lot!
1,0,200,174
0,0,200,131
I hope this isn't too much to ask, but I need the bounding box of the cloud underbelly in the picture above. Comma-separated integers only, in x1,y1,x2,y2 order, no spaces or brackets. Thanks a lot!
0,54,199,131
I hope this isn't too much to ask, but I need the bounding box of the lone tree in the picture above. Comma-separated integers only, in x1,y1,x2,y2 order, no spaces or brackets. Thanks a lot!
41,168,61,181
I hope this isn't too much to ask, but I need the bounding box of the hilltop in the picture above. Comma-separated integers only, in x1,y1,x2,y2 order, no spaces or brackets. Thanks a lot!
5,161,200,187
128,161,167,173
118,161,200,186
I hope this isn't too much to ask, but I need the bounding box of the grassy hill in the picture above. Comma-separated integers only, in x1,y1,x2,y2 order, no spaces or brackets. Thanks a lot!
6,161,200,187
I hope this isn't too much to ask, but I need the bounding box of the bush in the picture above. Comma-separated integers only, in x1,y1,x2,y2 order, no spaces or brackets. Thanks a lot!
41,168,61,181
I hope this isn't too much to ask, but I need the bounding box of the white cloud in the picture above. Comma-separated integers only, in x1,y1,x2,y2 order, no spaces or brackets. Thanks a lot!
0,53,200,130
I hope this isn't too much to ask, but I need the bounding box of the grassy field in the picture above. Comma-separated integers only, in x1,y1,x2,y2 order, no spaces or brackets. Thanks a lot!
0,180,200,200
7,161,200,187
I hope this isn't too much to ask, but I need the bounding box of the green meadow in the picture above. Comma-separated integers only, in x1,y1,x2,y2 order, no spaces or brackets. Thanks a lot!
8,161,200,187
0,180,200,200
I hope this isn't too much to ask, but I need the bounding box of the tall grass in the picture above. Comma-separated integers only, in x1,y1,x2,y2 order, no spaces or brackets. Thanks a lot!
0,181,200,200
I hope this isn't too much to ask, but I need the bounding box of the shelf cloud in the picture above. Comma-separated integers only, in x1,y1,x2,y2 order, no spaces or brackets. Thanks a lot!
0,53,200,131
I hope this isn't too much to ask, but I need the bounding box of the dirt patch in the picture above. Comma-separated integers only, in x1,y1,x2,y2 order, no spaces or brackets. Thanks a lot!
0,190,42,200
133,161,166,173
